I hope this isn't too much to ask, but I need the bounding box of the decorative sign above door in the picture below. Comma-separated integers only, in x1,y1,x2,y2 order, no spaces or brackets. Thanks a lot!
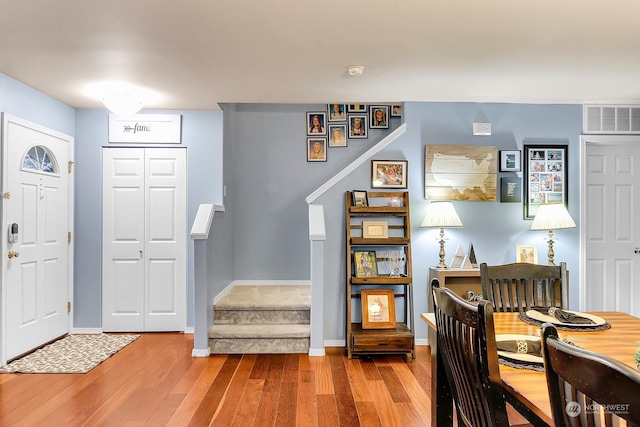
108,114,182,143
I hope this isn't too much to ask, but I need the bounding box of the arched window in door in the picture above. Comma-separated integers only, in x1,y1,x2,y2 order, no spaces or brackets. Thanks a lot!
22,145,58,174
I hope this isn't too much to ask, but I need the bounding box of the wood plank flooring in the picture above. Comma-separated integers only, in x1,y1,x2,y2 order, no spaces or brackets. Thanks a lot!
0,333,432,426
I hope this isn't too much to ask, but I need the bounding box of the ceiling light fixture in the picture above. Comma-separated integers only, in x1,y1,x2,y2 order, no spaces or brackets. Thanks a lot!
346,65,365,76
102,90,144,116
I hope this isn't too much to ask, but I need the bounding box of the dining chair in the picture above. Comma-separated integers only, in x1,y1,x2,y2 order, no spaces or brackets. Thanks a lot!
432,279,514,426
541,322,640,427
479,262,568,313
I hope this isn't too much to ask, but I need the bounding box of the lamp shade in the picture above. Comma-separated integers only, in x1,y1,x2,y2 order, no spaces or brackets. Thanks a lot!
420,201,463,228
530,204,576,231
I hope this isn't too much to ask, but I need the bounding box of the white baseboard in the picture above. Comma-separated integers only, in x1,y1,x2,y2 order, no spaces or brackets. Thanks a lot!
416,339,429,346
308,348,326,356
71,328,102,334
184,327,194,334
192,347,211,357
324,340,345,347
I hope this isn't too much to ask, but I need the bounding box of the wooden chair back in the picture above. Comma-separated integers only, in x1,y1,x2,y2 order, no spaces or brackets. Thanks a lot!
431,279,510,427
479,262,568,312
541,323,640,427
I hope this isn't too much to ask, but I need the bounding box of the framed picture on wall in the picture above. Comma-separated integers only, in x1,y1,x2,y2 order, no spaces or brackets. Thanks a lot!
348,115,368,139
391,104,402,117
369,105,389,129
516,244,538,264
523,144,568,219
306,112,327,136
307,138,327,162
328,124,347,147
371,160,408,188
500,150,521,172
327,104,346,121
348,104,367,112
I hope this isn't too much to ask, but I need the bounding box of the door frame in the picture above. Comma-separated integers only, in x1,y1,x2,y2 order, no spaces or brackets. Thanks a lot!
0,113,74,364
580,134,640,311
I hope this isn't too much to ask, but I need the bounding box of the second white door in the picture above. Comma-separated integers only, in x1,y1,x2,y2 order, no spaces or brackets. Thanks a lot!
102,147,186,332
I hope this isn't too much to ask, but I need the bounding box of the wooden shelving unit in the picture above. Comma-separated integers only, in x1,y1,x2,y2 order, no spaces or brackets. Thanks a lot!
345,191,415,359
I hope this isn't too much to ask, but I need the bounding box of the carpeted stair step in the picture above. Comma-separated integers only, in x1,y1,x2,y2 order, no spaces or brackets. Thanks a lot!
209,324,310,354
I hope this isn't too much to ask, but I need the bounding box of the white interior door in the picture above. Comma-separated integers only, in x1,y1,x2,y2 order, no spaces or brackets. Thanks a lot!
1,114,73,363
102,147,186,332
583,137,640,316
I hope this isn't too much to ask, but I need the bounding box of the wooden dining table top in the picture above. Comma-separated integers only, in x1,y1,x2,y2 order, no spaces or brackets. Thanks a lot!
421,310,640,426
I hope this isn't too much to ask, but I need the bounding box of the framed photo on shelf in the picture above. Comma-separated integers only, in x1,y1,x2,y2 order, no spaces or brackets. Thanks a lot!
362,220,388,239
348,115,368,139
391,104,402,117
307,138,327,162
371,160,408,188
500,150,521,172
369,105,389,129
523,144,568,219
361,289,396,329
327,103,346,122
328,124,347,147
516,244,538,264
353,251,378,278
351,190,368,207
306,111,327,136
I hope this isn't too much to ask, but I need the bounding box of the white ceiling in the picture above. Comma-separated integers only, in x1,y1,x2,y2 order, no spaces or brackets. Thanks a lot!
1,1,639,112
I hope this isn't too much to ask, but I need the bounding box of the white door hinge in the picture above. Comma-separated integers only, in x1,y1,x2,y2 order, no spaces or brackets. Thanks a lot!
68,161,74,173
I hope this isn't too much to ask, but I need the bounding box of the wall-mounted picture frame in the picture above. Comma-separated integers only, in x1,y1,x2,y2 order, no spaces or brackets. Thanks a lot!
361,289,396,329
362,220,388,239
353,251,378,278
523,144,568,219
307,138,327,162
371,160,408,188
516,244,538,264
391,104,402,117
500,177,522,203
500,150,521,172
351,190,368,207
306,111,327,136
348,115,368,139
328,103,346,122
348,104,367,112
369,105,389,129
328,124,347,147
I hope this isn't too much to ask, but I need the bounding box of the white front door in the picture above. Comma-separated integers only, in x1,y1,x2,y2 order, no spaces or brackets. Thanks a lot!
583,136,640,316
1,114,73,363
102,147,186,332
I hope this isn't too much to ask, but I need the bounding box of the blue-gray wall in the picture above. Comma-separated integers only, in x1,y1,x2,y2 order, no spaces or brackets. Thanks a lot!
2,72,582,344
224,101,582,343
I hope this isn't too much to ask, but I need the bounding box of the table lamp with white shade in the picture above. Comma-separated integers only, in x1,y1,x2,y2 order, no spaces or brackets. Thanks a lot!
530,203,576,266
420,201,463,269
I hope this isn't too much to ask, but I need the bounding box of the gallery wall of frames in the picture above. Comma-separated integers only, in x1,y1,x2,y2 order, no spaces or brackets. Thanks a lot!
305,103,402,162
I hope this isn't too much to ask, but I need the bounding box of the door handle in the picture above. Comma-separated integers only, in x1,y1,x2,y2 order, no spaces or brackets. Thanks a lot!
635,248,640,254
7,250,19,259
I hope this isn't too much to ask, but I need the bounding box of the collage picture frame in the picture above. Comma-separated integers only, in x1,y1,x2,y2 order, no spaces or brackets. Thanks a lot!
523,144,568,219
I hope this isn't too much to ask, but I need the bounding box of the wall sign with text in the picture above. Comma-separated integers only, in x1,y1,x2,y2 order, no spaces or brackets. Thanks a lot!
108,114,182,143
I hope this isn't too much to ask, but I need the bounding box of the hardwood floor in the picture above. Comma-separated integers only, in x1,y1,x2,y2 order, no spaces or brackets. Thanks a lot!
0,333,432,426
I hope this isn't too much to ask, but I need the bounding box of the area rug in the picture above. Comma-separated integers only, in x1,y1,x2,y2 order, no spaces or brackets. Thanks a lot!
0,333,139,374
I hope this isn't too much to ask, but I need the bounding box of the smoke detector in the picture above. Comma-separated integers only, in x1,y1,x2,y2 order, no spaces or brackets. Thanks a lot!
346,65,365,76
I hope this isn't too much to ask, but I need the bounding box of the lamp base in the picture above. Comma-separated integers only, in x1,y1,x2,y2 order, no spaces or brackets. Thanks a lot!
437,228,447,268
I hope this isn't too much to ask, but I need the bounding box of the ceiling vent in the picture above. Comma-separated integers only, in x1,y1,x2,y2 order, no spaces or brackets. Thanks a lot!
584,104,640,134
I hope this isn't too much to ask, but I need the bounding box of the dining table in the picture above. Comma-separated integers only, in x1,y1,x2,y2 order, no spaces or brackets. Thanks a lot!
421,310,640,427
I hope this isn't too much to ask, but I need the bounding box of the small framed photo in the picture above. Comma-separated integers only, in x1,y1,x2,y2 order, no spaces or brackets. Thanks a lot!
348,115,368,139
307,138,327,162
362,220,388,239
348,104,367,112
369,105,389,129
361,289,396,329
516,244,538,264
327,104,347,122
500,177,522,203
328,124,347,147
306,112,327,136
353,251,378,278
391,104,402,117
351,190,368,207
500,150,521,172
371,160,408,188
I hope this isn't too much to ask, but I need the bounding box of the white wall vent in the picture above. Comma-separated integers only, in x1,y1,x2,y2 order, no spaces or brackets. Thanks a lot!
584,104,640,134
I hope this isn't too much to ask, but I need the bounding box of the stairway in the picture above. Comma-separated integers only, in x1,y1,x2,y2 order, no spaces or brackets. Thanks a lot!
209,284,311,354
